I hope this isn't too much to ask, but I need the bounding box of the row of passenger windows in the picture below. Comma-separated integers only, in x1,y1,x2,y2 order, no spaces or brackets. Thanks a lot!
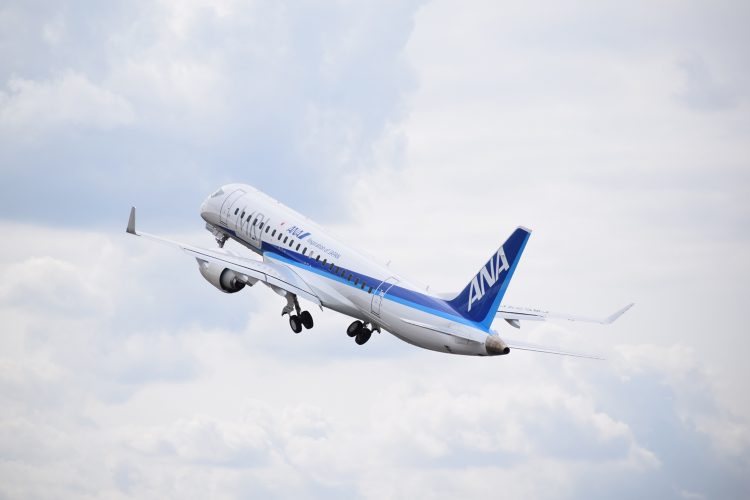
233,207,375,293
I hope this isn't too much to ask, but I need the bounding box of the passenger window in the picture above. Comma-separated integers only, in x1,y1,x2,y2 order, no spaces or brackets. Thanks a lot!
354,278,359,285
329,262,334,271
234,208,239,215
283,236,288,243
290,240,295,248
271,229,276,237
360,282,366,290
340,269,346,277
302,247,307,255
296,244,301,251
368,287,373,293
265,226,270,233
241,211,245,218
315,255,320,262
259,222,264,229
278,233,282,240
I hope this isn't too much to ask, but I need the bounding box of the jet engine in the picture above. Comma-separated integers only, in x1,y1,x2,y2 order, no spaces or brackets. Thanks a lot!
197,260,247,293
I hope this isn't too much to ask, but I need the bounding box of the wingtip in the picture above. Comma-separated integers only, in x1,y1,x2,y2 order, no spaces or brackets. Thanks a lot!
126,206,137,235
605,302,634,324
517,225,533,234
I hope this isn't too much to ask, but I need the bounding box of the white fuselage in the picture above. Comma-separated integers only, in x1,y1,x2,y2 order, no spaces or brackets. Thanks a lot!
200,184,493,356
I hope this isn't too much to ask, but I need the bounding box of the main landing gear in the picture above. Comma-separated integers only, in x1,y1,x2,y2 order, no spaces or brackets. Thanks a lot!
289,311,313,333
346,320,378,345
282,294,314,334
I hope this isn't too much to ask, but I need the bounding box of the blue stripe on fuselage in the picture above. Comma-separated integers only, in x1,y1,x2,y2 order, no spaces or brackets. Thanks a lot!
219,224,488,330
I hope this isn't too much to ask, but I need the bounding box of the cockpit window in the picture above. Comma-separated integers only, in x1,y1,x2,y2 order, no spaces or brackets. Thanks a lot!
211,188,224,198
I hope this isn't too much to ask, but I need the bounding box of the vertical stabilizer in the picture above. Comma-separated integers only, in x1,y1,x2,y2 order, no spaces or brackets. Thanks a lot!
447,227,531,330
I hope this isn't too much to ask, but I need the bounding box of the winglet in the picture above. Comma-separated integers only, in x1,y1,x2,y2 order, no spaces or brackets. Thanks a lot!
604,303,634,324
126,207,137,235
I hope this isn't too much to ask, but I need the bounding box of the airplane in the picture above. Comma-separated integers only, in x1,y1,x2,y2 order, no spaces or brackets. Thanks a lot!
126,183,632,358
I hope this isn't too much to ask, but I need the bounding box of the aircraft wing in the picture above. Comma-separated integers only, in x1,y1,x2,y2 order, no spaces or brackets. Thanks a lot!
126,207,321,305
496,303,634,328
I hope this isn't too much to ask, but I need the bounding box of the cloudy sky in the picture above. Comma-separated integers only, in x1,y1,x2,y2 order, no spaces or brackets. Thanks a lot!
1,0,749,498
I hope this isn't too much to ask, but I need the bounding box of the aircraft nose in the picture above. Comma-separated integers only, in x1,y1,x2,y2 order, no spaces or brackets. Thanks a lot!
201,186,230,225
200,196,213,222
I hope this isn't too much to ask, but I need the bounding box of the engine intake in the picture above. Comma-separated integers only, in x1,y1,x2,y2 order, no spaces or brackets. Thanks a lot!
197,260,246,293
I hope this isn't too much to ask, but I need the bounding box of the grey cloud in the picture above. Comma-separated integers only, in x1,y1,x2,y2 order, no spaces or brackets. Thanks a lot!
678,54,739,111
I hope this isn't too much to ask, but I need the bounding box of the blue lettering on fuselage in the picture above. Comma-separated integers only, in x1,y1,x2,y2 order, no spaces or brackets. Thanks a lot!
286,226,311,239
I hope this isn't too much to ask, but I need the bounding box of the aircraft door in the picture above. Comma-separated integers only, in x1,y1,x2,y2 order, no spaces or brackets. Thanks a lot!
247,212,266,249
371,277,399,316
219,189,245,226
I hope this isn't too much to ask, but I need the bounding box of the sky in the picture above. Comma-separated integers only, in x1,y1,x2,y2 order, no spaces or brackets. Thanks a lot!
1,0,749,498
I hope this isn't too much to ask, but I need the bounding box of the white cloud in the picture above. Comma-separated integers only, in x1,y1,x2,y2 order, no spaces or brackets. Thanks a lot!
0,255,110,316
0,222,747,498
0,71,135,135
0,0,749,498
614,343,750,462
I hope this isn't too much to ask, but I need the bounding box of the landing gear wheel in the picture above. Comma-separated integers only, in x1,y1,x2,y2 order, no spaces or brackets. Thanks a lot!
347,320,363,337
355,328,372,345
300,310,314,329
289,315,302,334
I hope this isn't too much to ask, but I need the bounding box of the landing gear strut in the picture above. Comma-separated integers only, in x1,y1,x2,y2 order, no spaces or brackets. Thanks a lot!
206,223,229,248
282,293,313,334
347,320,377,345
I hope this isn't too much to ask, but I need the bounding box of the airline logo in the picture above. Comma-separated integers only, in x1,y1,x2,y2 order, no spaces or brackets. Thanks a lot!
286,225,311,239
467,247,510,311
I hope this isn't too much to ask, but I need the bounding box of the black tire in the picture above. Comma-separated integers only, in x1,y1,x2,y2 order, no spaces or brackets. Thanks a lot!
300,310,314,329
355,328,372,345
289,315,302,334
347,320,363,337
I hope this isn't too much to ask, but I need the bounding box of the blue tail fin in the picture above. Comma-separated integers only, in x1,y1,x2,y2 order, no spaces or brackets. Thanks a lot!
447,227,531,330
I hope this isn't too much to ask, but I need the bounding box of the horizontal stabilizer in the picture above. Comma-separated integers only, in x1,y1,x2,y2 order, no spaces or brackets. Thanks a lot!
602,303,635,324
497,303,634,325
504,338,603,359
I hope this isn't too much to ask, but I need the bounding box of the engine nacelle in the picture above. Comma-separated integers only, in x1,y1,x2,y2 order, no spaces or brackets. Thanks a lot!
197,260,246,293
